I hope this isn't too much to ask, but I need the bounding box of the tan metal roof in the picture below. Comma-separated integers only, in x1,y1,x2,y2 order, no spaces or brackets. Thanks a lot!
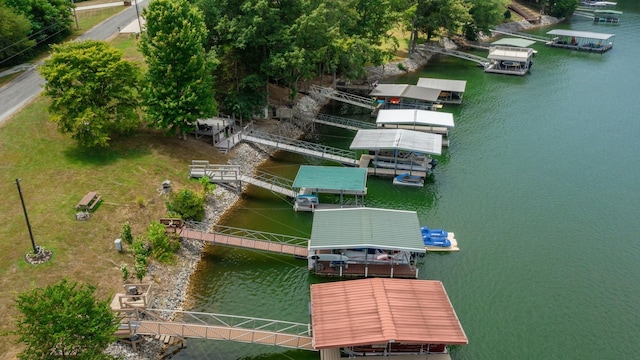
370,84,440,102
310,278,468,349
416,78,467,93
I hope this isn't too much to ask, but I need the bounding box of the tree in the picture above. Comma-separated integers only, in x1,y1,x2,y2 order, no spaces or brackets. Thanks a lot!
546,0,579,18
39,40,141,147
167,188,205,221
0,4,35,66
413,0,472,42
4,0,74,47
139,0,217,139
465,0,509,34
14,278,119,359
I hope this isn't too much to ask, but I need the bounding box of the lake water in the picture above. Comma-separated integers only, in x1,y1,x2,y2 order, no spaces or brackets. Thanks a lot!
174,3,640,359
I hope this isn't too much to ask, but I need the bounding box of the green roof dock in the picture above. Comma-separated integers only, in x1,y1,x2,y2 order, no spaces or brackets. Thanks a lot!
292,166,368,212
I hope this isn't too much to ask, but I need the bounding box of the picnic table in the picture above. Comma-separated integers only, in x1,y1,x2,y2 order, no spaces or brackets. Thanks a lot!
76,191,102,211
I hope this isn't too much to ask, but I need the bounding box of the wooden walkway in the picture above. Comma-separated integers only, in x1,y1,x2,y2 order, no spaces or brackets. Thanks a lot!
179,227,309,258
489,29,548,43
418,45,489,67
135,320,314,350
314,261,420,279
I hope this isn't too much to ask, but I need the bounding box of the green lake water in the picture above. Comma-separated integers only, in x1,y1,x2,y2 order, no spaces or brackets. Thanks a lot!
175,3,640,359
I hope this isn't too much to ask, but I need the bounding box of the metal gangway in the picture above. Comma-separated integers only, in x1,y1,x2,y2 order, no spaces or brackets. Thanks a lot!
180,220,309,257
132,308,314,350
313,113,376,131
489,29,549,43
309,84,376,110
418,45,489,67
189,162,296,197
242,130,359,166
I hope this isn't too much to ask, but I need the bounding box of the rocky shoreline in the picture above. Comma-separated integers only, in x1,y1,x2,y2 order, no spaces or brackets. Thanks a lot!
105,16,562,359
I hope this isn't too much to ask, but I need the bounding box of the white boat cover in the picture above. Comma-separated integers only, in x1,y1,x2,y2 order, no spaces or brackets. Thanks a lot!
376,109,454,128
416,78,467,93
350,129,442,155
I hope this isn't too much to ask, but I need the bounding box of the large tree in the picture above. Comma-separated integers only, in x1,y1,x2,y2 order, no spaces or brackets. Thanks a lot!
14,278,119,359
466,0,509,34
413,0,472,42
139,0,217,138
4,0,74,47
0,3,35,66
39,40,141,147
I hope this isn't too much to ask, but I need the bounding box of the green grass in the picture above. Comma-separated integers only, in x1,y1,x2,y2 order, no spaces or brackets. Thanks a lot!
75,7,128,34
0,95,227,358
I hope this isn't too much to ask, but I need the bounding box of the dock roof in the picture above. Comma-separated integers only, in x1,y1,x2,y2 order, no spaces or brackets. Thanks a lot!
293,166,367,195
310,278,468,349
491,37,536,48
350,128,442,155
376,109,455,128
488,46,535,61
370,84,441,102
416,78,467,93
546,29,615,40
309,208,425,252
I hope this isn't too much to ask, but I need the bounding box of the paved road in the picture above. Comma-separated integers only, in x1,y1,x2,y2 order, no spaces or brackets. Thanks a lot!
0,0,147,125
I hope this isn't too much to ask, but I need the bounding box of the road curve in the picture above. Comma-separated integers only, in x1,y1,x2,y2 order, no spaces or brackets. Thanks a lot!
0,0,148,125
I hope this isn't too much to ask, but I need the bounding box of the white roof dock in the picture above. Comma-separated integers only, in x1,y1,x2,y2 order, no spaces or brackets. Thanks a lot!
376,109,454,128
491,38,536,48
350,128,442,156
370,84,441,102
546,29,615,41
416,78,467,93
488,46,535,61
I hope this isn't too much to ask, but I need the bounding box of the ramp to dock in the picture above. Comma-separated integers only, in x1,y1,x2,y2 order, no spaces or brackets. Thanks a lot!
418,45,489,67
243,130,358,166
309,84,375,110
313,113,376,131
133,309,314,351
189,162,296,197
179,221,309,257
489,29,548,43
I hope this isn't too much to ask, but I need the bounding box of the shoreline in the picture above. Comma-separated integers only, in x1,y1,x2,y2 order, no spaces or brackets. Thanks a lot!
107,16,562,358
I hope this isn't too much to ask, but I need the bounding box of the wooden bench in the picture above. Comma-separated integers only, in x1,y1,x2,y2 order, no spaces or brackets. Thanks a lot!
76,191,102,211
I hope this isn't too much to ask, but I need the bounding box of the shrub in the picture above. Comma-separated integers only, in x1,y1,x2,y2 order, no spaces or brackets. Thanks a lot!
504,10,512,19
167,188,205,221
121,222,133,245
120,264,130,282
147,221,180,263
199,176,216,195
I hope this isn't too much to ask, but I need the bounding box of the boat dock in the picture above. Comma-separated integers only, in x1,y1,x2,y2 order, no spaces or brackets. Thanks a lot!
545,29,615,53
292,166,368,212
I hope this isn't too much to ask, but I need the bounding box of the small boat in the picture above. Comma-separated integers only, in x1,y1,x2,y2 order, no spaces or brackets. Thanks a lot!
295,194,318,209
421,226,451,248
393,173,424,187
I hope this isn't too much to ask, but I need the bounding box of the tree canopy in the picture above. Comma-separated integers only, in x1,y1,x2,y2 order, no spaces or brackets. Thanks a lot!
14,278,119,360
39,40,141,147
0,3,35,66
139,0,218,138
4,0,74,48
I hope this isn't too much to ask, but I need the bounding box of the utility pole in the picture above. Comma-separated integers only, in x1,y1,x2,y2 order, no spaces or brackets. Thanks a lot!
15,179,38,254
71,0,79,30
134,0,142,35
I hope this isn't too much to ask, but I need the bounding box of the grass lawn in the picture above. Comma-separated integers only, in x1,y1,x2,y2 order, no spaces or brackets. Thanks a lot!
0,97,228,358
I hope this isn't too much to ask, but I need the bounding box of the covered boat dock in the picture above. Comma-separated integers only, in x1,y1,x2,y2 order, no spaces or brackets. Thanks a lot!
292,166,368,212
351,128,442,177
376,108,454,140
484,38,536,76
416,77,467,104
310,278,468,359
307,208,426,278
546,29,615,53
369,84,442,112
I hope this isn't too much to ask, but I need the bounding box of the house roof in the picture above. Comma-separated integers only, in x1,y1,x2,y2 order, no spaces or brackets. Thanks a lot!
309,208,425,252
416,78,467,93
370,84,441,102
376,109,454,128
349,129,442,155
546,29,615,40
293,166,367,195
310,278,468,349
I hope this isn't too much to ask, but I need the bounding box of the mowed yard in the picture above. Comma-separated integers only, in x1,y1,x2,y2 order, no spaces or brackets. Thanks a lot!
0,25,229,357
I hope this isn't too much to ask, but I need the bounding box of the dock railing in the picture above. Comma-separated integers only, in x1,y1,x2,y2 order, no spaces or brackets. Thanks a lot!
183,221,309,247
